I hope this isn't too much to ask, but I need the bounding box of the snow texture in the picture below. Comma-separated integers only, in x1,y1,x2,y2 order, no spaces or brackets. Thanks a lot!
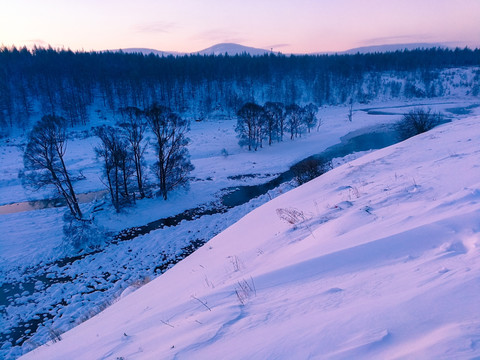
13,100,480,359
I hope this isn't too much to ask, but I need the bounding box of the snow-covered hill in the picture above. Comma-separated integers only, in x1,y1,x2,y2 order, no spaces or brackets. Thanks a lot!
114,41,473,57
113,43,271,57
21,114,480,359
339,42,448,54
195,43,270,56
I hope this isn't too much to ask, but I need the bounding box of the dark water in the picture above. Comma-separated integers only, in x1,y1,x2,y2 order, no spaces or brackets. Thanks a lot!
445,104,479,115
222,124,398,208
361,103,479,117
365,110,402,115
114,125,398,241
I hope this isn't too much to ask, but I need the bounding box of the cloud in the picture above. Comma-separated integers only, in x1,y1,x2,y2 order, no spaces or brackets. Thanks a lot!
265,43,290,51
192,28,247,45
134,21,176,34
360,34,432,46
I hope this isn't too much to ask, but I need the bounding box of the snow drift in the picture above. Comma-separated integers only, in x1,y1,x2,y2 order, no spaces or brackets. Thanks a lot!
22,115,480,359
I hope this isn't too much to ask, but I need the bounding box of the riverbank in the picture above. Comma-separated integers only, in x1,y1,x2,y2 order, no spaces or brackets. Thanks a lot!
1,97,479,358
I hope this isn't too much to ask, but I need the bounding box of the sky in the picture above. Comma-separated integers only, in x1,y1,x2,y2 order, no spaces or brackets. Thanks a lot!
1,0,479,53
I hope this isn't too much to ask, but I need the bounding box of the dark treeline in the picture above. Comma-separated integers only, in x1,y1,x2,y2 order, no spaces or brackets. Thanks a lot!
1,46,480,129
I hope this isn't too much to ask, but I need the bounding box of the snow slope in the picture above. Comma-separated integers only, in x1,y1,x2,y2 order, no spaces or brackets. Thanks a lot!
4,99,478,360
21,114,480,359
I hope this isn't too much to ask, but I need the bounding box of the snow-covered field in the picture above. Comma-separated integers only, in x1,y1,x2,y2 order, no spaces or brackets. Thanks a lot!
1,96,479,359
20,107,480,360
2,99,467,267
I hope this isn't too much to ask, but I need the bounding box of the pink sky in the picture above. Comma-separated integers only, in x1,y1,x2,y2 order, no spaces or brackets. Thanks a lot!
1,0,479,53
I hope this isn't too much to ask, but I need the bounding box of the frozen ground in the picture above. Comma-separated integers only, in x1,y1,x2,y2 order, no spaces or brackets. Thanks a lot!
0,97,479,359
19,106,480,359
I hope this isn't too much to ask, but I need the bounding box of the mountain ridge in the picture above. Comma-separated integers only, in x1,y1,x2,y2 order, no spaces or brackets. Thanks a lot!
113,41,469,57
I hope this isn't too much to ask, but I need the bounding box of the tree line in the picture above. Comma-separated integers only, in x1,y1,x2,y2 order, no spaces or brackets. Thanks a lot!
2,46,480,132
236,102,319,151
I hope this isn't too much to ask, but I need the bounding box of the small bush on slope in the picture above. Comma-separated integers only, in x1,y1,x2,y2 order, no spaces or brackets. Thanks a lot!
395,108,444,140
291,157,331,185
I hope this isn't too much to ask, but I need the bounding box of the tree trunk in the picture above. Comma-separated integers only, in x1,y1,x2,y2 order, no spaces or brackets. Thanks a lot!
134,151,145,198
57,148,82,219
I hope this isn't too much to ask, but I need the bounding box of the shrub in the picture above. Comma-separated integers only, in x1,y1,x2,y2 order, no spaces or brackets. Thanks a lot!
396,108,443,140
234,278,256,306
276,208,307,226
291,157,331,185
62,213,104,253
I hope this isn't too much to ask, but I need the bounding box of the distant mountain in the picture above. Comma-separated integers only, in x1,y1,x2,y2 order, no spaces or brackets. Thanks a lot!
110,43,270,57
112,48,183,57
195,43,270,56
331,42,458,55
112,42,468,58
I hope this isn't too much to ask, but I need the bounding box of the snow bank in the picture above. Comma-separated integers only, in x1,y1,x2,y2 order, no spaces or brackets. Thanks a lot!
21,114,480,359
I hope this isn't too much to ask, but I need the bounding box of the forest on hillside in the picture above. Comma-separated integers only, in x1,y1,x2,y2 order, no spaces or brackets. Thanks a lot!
1,46,480,130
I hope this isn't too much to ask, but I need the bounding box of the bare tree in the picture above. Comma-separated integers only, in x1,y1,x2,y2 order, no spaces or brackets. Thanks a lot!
263,101,284,144
303,103,319,133
286,104,304,140
94,125,132,211
145,104,194,200
347,98,354,122
119,106,147,198
236,102,264,151
22,114,82,219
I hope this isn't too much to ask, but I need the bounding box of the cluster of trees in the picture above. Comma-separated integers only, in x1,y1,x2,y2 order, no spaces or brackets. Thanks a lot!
236,102,319,150
94,104,194,211
22,106,194,216
2,47,480,132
